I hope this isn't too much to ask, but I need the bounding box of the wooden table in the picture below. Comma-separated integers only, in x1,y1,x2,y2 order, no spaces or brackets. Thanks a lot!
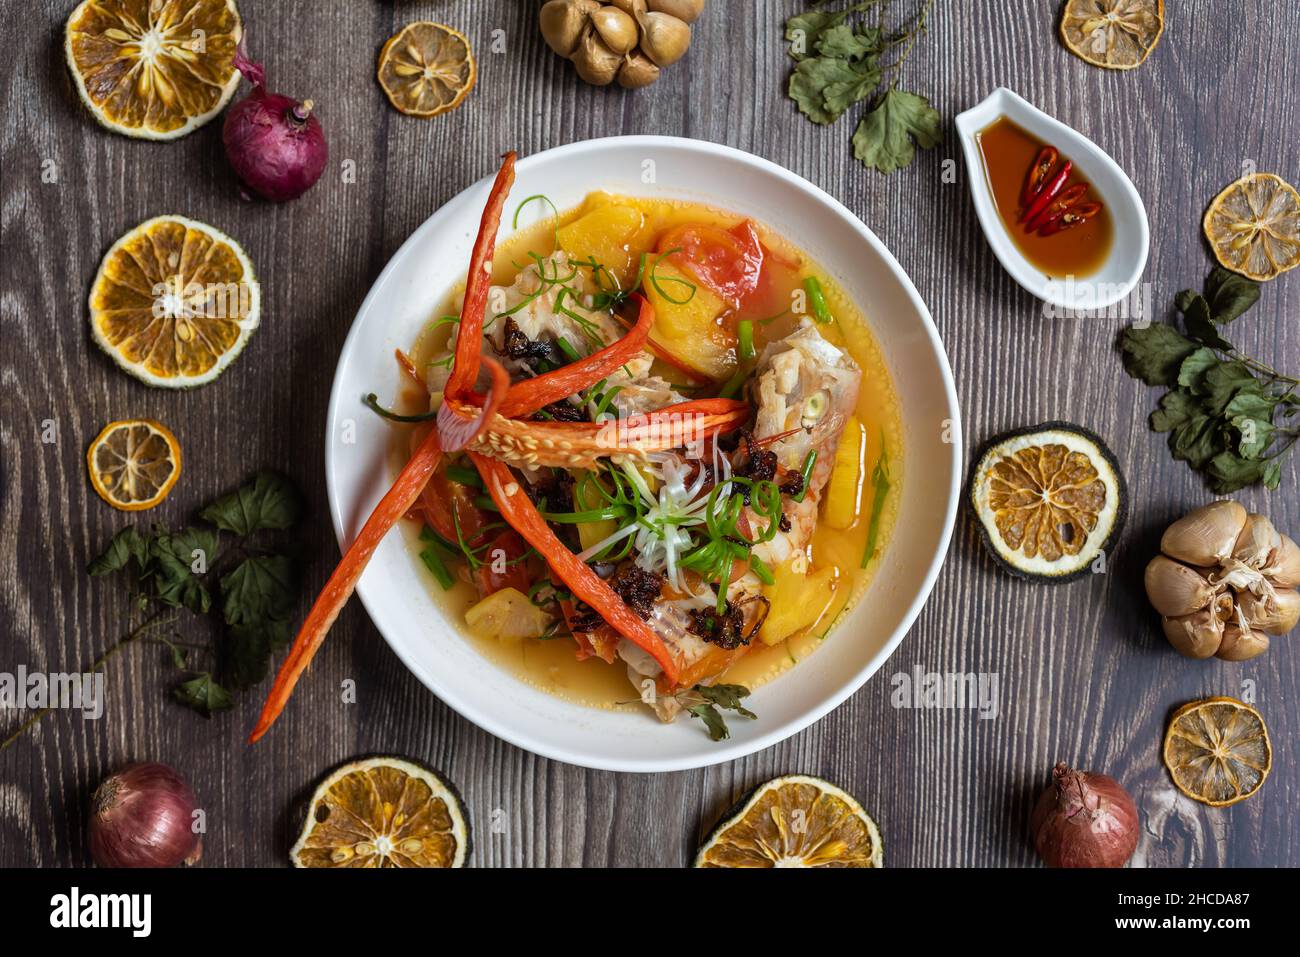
4,0,1297,868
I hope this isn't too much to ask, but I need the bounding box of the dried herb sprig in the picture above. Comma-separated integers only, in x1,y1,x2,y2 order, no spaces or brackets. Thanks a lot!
1119,268,1299,492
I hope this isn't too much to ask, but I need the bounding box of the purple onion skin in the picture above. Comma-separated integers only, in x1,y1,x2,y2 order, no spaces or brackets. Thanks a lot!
88,762,202,868
222,87,328,203
1030,762,1139,868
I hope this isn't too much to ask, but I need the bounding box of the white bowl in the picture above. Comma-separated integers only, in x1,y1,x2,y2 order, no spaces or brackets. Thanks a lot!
326,136,961,771
955,87,1149,311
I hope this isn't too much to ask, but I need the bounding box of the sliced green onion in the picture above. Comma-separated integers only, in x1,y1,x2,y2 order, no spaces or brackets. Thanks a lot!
803,276,833,324
719,368,748,399
364,393,437,423
513,194,562,248
542,505,633,524
749,553,775,586
419,545,455,590
445,465,483,488
473,494,500,513
737,320,755,361
555,336,583,364
648,248,697,305
861,433,891,569
792,451,818,503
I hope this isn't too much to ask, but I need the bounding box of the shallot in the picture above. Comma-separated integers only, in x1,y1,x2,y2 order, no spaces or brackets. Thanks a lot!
88,762,202,868
222,46,327,202
1030,762,1139,868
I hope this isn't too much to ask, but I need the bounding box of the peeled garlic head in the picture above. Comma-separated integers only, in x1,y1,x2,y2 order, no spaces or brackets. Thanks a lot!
1145,555,1216,618
639,10,692,66
540,0,601,58
590,7,638,55
1162,605,1225,659
1160,500,1247,567
648,0,705,23
608,0,648,15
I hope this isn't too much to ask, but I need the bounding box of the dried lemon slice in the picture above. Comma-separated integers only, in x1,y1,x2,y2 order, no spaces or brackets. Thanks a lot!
89,215,259,388
65,0,243,140
1059,0,1164,70
87,418,182,511
291,757,470,868
378,21,477,118
1163,697,1271,807
969,422,1126,582
694,775,883,868
1203,173,1300,281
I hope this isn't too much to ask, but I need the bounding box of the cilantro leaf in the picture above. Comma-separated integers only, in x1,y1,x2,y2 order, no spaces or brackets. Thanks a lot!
217,555,297,688
200,471,303,537
790,55,880,125
851,88,943,174
1119,324,1198,387
1179,292,1232,350
220,555,297,626
685,683,757,741
88,526,149,577
1177,347,1220,390
1203,268,1260,324
174,673,233,717
817,23,880,59
149,528,218,613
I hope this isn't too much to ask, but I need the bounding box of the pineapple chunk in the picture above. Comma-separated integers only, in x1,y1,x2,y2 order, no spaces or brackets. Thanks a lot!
557,204,655,289
760,560,837,646
465,587,553,642
572,469,617,553
823,415,865,530
645,262,732,380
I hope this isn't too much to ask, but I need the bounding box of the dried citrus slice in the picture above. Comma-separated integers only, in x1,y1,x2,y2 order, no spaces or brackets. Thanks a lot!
1203,173,1300,281
377,21,476,118
1059,0,1164,70
65,0,243,140
1163,697,1271,807
694,775,883,868
89,215,260,388
87,418,182,511
969,422,1126,582
290,757,470,868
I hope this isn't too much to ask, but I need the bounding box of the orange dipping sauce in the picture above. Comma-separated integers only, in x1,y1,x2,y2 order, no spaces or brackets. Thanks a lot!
977,116,1113,279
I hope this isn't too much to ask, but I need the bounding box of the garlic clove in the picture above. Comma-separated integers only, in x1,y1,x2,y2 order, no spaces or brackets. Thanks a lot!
1160,500,1247,567
572,25,622,85
1232,513,1282,570
638,10,692,66
540,0,601,59
1237,588,1300,636
1216,621,1270,660
1144,555,1216,618
617,50,661,88
647,0,705,23
1263,534,1300,588
590,7,639,55
608,0,648,16
1162,606,1224,659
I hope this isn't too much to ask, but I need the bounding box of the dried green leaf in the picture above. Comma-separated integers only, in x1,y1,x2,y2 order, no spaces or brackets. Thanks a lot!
1119,323,1198,387
851,87,942,174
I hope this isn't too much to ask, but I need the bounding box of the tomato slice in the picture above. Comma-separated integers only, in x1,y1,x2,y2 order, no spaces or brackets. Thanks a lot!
472,528,533,596
658,221,764,306
419,462,489,547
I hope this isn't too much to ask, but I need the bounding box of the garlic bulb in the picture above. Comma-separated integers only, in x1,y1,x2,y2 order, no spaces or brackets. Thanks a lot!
1145,500,1297,661
539,0,702,88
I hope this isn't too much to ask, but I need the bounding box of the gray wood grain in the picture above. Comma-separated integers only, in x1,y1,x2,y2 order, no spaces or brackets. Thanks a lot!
2,0,1297,867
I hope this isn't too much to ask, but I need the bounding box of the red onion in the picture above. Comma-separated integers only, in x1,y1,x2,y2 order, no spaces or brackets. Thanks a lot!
222,46,327,202
1030,761,1139,868
88,762,202,868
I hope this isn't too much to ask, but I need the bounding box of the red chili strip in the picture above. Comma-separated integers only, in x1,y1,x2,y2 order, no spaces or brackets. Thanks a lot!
1021,146,1060,208
1020,160,1071,226
1026,182,1088,233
